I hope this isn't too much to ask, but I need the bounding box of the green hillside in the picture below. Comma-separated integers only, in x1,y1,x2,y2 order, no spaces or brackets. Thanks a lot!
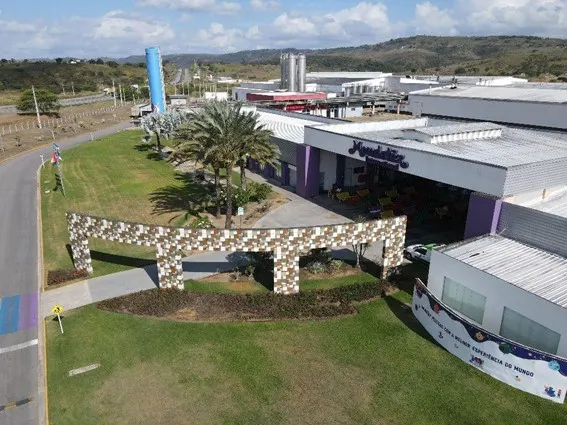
126,35,567,78
0,61,151,94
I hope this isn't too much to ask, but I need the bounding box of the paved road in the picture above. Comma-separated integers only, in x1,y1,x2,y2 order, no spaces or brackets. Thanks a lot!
0,121,132,424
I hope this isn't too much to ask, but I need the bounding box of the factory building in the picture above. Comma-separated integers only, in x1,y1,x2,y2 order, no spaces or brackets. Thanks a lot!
409,84,567,131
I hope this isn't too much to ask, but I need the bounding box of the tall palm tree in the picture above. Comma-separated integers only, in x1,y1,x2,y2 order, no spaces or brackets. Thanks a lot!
237,126,279,191
173,102,271,228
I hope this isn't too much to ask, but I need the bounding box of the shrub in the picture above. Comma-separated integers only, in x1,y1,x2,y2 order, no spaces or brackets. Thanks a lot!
47,268,88,286
248,182,272,202
305,261,327,274
328,259,346,273
189,216,213,229
97,280,382,321
232,187,251,208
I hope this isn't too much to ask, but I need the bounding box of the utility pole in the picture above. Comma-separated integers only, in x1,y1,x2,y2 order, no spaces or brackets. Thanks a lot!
71,82,75,96
118,84,123,105
32,85,42,129
61,83,66,96
112,79,117,107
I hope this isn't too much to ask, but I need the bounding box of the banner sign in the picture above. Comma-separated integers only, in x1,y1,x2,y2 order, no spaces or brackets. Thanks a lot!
412,280,567,403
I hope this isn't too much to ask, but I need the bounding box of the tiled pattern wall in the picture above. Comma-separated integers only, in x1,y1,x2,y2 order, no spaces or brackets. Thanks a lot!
67,212,407,294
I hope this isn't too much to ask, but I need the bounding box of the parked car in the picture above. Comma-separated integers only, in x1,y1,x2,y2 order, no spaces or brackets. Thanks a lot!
404,243,445,263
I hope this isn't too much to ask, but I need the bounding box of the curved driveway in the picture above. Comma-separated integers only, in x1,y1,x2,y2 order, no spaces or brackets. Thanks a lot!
0,121,132,425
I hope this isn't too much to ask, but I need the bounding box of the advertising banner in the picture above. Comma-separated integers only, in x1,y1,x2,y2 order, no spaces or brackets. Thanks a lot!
412,280,567,403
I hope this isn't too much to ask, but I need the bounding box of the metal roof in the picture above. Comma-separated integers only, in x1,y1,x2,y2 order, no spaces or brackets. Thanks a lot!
409,122,502,136
412,85,567,104
529,192,567,219
256,111,323,144
322,122,567,168
440,235,567,308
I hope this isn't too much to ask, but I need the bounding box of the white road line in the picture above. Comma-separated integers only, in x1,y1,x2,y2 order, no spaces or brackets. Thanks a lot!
0,339,39,355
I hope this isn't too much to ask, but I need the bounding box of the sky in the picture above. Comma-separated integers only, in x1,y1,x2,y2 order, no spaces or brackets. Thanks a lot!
0,0,566,59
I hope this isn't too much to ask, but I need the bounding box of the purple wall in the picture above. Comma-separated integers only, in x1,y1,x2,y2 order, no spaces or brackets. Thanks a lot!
263,164,274,179
464,192,503,239
281,162,290,186
296,145,320,198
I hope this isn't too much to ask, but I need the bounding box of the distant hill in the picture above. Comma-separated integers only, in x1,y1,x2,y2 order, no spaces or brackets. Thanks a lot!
0,61,150,94
119,36,567,78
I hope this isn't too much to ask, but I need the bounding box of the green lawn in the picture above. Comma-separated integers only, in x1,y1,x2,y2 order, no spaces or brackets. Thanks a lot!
40,130,209,278
47,294,566,425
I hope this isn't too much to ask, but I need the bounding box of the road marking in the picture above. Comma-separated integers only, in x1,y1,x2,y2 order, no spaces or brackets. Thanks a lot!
69,363,100,376
0,397,33,412
0,339,39,355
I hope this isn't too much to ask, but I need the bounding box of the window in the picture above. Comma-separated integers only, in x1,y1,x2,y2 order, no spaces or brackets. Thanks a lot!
442,277,486,324
415,248,428,255
500,307,560,355
353,166,365,174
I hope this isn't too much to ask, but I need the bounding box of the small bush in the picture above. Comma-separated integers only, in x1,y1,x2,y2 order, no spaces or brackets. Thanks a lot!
189,216,213,229
305,261,327,274
328,259,346,273
232,187,251,208
248,182,272,202
47,268,88,286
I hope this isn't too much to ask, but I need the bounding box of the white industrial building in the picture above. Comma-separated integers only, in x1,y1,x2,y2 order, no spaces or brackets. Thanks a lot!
428,191,567,357
409,85,567,131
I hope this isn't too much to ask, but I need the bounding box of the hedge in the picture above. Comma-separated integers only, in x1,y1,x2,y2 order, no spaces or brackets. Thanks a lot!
98,281,382,322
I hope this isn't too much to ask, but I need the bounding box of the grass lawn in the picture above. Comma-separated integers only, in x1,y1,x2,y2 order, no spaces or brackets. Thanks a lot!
185,271,377,294
40,130,210,278
46,293,566,425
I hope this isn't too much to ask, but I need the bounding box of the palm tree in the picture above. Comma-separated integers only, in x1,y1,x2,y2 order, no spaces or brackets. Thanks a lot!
237,126,279,191
174,102,274,228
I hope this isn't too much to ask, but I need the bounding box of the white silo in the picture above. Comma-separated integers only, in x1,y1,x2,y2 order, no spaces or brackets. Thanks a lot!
280,53,288,90
297,53,306,92
287,53,297,92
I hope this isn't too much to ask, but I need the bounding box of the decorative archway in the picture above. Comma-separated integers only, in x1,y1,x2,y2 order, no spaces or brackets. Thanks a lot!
67,212,407,295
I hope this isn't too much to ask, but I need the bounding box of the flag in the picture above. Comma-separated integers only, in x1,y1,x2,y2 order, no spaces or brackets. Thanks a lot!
50,152,58,166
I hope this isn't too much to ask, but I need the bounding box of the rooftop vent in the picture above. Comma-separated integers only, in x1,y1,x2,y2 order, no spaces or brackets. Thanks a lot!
403,122,503,144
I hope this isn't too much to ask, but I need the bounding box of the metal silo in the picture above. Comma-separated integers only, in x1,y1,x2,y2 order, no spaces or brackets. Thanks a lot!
280,53,288,90
297,53,306,92
287,53,297,92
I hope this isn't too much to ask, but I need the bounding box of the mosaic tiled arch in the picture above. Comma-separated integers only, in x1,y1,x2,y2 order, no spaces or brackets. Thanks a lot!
67,212,407,294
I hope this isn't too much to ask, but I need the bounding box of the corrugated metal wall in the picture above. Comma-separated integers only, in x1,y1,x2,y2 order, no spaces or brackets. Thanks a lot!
497,202,567,257
504,160,567,196
271,137,297,166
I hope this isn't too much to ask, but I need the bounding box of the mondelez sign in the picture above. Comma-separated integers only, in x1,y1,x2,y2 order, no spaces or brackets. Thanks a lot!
348,139,410,171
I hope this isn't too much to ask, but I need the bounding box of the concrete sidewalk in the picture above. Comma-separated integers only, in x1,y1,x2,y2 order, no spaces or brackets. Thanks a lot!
41,251,243,318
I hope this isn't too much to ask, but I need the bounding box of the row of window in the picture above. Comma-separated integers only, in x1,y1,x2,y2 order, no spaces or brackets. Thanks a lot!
441,277,561,355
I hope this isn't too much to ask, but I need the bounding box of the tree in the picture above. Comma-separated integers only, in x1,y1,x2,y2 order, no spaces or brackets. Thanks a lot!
88,59,97,64
96,58,105,65
16,88,60,115
55,58,63,64
141,110,190,152
172,102,273,229
107,60,119,68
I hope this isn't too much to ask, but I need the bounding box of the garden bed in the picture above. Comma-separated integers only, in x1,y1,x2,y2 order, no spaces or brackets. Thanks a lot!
97,281,383,322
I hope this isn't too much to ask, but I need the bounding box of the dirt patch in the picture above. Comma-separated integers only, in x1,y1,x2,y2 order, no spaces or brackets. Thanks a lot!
259,332,378,425
0,102,132,162
299,267,361,281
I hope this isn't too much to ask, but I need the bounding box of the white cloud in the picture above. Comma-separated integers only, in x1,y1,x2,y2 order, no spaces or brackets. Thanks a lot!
250,0,279,10
137,0,215,10
138,0,240,14
1,11,175,59
413,2,458,35
456,0,567,37
0,20,36,33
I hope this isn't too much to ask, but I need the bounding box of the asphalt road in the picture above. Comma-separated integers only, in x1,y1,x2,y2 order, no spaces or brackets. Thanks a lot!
0,121,132,424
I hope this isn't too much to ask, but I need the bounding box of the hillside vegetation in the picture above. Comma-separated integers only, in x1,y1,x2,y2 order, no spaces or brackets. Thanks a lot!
120,36,567,79
0,61,150,94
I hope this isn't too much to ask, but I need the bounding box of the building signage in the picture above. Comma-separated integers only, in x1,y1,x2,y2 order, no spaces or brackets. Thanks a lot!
348,140,409,170
412,280,567,404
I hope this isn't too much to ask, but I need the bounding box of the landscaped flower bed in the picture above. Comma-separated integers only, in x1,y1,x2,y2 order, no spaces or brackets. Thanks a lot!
97,281,382,322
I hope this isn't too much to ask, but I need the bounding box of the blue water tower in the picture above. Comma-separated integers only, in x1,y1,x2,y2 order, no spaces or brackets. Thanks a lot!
145,47,166,113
